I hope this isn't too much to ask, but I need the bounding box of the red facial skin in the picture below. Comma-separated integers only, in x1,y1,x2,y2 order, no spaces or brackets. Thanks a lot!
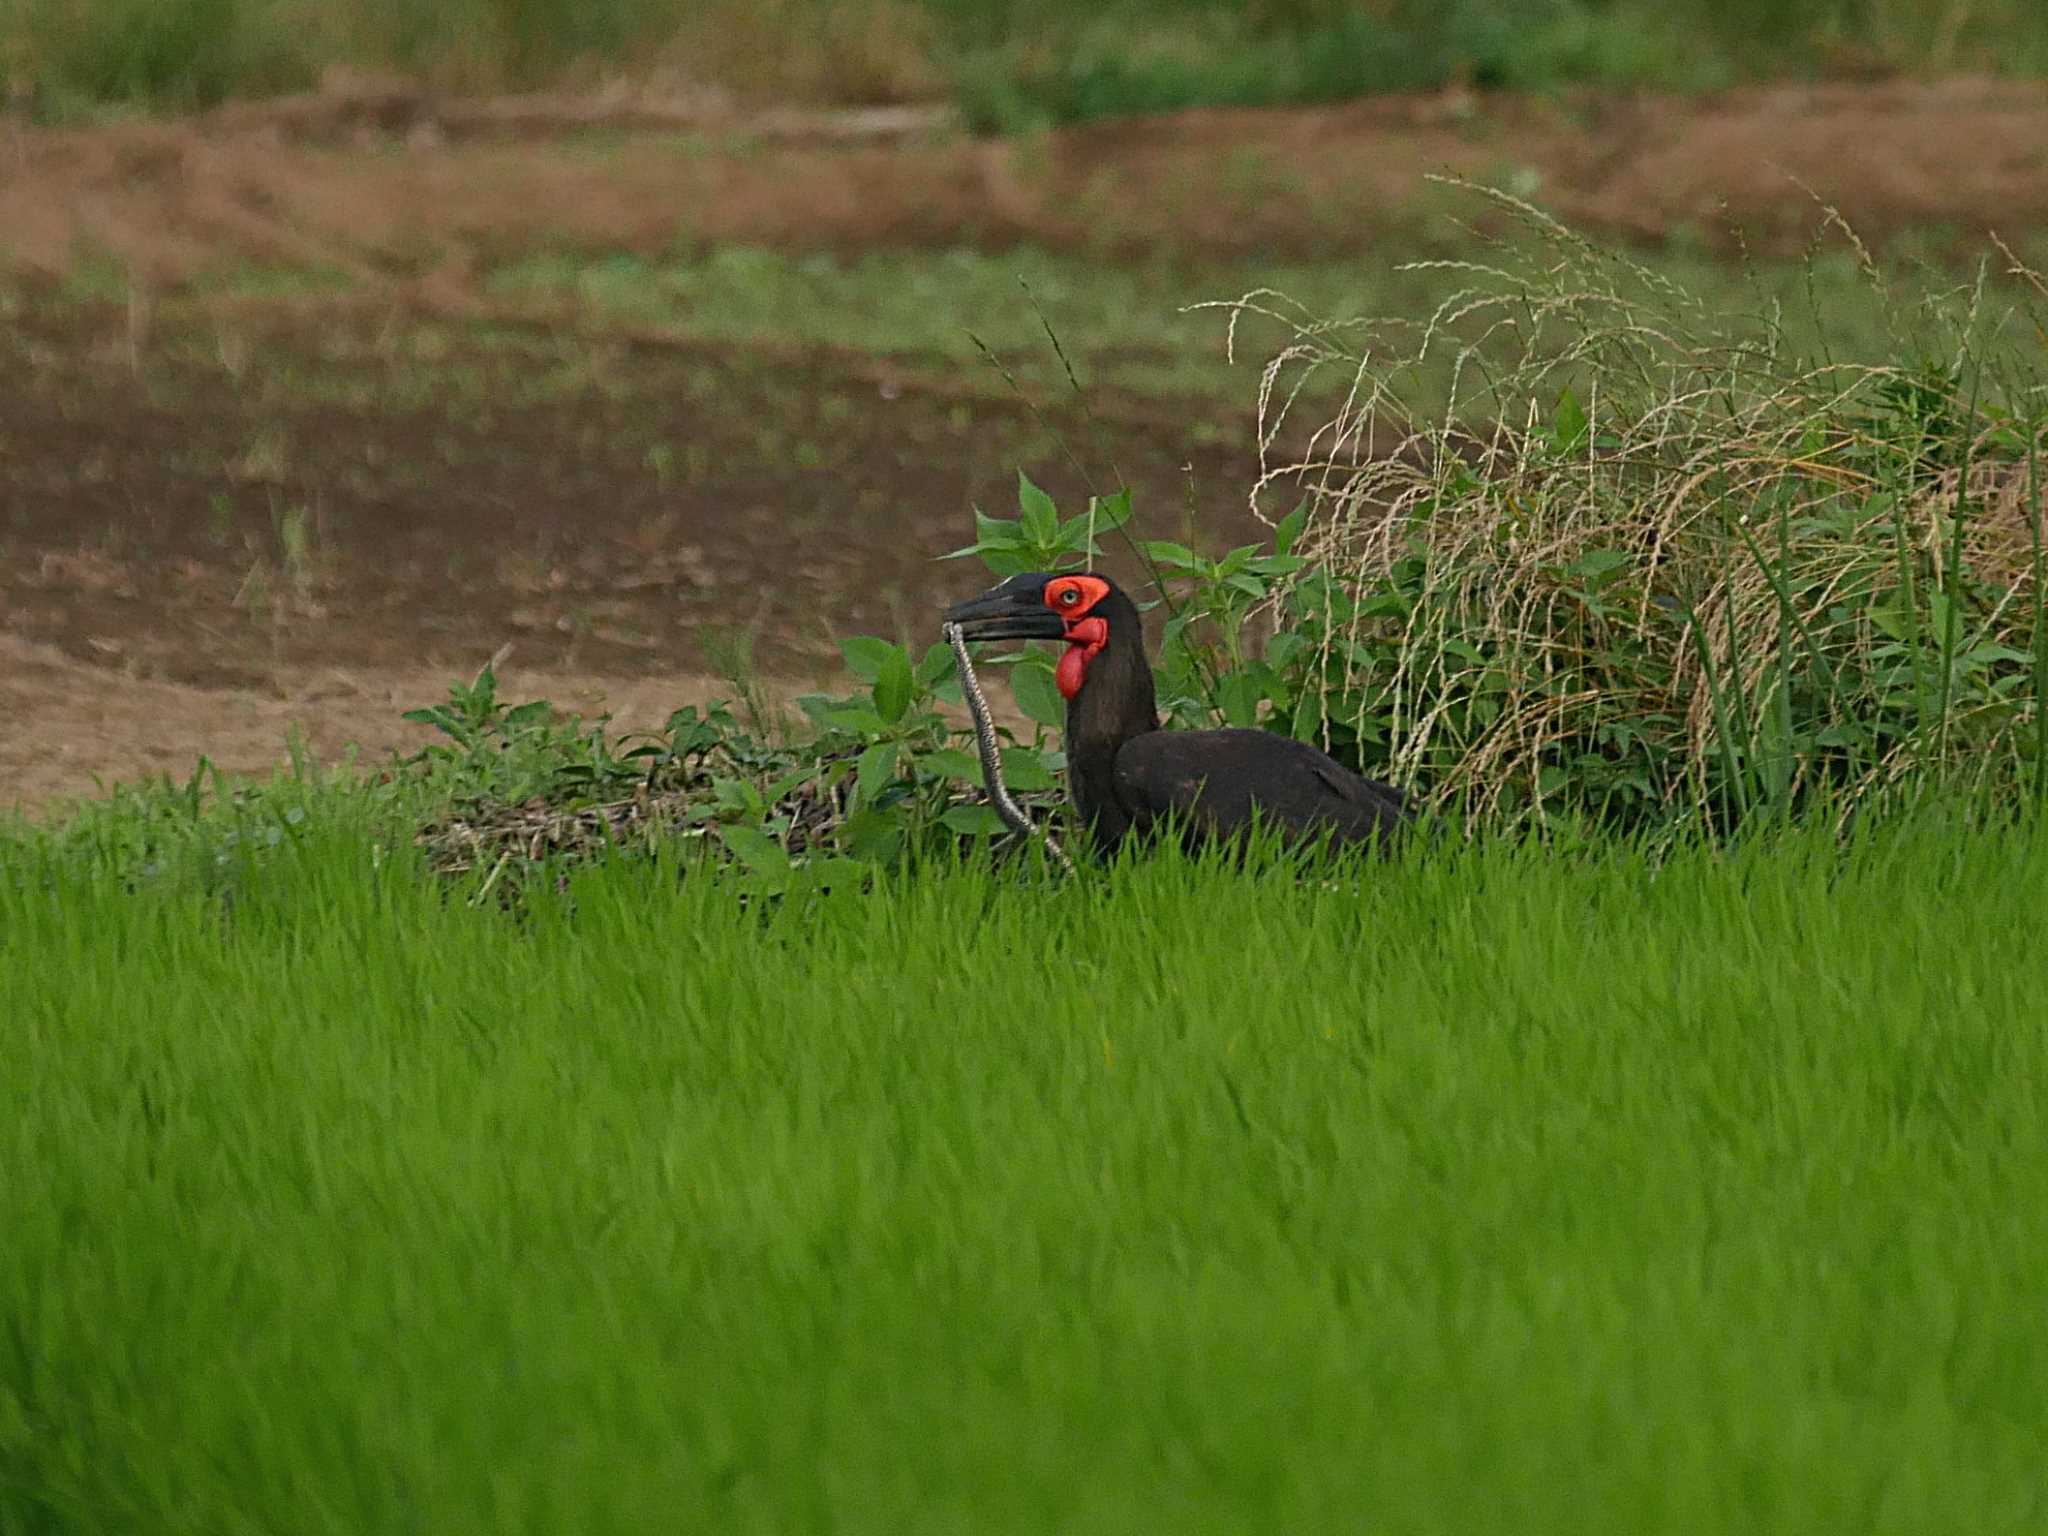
1044,574,1111,699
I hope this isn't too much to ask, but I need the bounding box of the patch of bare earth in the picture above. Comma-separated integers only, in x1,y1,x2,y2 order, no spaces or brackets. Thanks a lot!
0,633,812,818
6,77,2048,289
0,295,1248,813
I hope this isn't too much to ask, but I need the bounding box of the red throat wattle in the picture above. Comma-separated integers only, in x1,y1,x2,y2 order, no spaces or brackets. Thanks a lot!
1040,573,1112,700
1056,617,1109,699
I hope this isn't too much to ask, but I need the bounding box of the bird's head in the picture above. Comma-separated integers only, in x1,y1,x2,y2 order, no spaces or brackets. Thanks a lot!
943,570,1118,700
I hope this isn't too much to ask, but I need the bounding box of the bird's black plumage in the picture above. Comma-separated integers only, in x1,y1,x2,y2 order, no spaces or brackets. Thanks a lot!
943,571,1411,858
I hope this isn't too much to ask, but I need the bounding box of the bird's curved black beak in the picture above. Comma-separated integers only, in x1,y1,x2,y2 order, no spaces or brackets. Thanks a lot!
942,580,1066,642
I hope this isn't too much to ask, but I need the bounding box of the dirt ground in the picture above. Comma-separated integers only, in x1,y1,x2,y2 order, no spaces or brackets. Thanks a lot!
0,632,785,807
1,289,1261,812
6,76,2048,815
10,75,2048,282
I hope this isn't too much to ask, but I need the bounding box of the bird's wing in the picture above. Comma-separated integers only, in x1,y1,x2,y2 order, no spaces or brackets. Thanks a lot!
1112,729,1407,847
1310,757,1410,816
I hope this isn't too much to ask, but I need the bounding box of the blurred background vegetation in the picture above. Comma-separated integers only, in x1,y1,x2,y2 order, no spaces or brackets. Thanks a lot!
7,0,2043,126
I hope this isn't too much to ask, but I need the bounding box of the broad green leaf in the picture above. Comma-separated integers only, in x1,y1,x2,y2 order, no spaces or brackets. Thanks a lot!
1246,554,1309,578
838,636,896,684
1964,643,2031,666
1141,540,1202,570
1265,632,1308,670
1088,488,1133,534
1290,686,1324,742
1565,548,1631,583
872,646,914,725
1249,665,1290,712
974,506,1024,547
981,548,1037,578
1928,593,1960,640
502,700,555,730
920,748,983,783
712,777,766,817
998,747,1057,792
855,742,900,806
1018,471,1059,545
1553,387,1589,454
718,823,789,875
1868,600,1913,644
1010,659,1067,728
824,705,889,736
915,642,958,689
839,808,905,864
772,766,825,804
794,692,840,727
1273,499,1308,556
1215,545,1258,577
1217,670,1263,728
941,804,1009,837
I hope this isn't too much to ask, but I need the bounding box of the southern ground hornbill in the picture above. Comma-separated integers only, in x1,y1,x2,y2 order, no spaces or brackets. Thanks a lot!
943,571,1411,858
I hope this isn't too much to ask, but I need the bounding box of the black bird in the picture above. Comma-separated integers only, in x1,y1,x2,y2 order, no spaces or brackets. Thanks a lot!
944,571,1411,858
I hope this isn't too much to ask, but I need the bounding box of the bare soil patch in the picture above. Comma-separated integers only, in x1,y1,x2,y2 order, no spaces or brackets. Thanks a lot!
2,291,1257,678
0,633,801,819
0,292,1248,811
7,77,2048,291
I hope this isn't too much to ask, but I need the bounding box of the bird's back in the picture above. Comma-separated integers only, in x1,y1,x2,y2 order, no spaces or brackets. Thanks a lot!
1111,728,1408,851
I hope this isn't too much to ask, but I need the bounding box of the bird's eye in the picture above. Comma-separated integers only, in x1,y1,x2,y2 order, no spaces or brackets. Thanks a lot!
1058,587,1080,606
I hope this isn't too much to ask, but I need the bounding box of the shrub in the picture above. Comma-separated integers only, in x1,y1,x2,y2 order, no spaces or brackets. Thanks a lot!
1202,184,2048,838
395,616,1072,897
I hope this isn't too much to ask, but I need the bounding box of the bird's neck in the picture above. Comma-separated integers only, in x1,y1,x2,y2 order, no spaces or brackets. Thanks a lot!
1063,599,1157,848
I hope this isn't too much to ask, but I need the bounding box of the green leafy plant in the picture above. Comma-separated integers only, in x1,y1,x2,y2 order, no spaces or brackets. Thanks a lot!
941,470,1324,740
397,591,1072,889
941,471,1135,577
400,661,651,810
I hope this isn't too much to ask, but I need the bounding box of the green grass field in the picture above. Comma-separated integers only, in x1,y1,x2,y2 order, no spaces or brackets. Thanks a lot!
6,807,2045,1532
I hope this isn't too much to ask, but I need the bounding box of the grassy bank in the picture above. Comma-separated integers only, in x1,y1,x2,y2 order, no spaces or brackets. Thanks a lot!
4,810,2045,1531
56,231,2009,416
480,238,1962,409
10,0,2048,125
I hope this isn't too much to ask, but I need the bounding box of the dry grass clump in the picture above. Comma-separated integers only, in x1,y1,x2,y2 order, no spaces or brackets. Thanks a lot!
413,757,851,883
1221,183,2048,835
